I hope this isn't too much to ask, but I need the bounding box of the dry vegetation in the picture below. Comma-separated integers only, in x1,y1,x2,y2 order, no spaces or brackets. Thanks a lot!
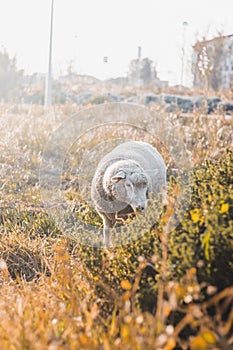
0,101,232,350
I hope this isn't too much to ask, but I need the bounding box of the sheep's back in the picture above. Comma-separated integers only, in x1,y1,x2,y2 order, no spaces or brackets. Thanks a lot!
100,141,166,193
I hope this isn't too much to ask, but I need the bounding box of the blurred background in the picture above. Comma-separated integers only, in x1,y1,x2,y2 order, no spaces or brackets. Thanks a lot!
1,0,233,106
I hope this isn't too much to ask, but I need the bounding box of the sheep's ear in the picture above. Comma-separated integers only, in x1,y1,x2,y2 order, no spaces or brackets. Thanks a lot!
111,171,126,182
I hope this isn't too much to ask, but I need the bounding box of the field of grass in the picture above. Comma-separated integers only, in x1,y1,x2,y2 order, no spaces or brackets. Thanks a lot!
0,102,232,350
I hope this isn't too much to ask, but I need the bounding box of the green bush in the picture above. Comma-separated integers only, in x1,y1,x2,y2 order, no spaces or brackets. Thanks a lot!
169,149,233,288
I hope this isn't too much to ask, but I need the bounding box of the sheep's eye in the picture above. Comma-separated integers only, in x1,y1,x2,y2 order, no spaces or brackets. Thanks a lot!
126,183,132,188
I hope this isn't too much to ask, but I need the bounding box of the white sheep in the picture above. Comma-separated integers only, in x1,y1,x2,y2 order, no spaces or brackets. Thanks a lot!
91,141,166,246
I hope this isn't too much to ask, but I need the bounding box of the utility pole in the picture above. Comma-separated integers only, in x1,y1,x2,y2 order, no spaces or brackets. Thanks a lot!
180,21,188,90
137,46,142,86
44,0,54,107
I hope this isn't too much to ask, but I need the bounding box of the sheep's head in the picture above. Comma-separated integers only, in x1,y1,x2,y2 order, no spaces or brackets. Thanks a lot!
107,163,149,213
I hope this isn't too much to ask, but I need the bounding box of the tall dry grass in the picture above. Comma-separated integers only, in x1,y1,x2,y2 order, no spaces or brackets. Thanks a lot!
0,102,232,349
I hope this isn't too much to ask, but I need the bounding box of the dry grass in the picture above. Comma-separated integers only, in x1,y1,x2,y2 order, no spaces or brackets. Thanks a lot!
0,101,232,349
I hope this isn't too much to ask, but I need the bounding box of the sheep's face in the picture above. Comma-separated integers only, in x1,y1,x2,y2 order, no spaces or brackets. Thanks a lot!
111,170,149,213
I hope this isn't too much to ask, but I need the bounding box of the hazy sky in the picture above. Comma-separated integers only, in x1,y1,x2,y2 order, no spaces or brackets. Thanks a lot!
1,0,233,85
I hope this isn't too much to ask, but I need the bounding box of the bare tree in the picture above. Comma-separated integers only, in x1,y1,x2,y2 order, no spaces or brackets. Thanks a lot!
0,49,23,101
128,57,157,85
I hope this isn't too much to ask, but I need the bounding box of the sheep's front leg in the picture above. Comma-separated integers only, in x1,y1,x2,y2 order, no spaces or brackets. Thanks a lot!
99,212,115,247
103,225,112,247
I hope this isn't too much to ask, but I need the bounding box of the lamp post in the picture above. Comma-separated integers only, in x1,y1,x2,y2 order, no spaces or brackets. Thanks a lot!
44,0,54,107
180,21,188,90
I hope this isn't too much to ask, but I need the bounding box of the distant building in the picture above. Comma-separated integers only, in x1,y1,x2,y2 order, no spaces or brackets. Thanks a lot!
128,46,168,88
193,34,233,90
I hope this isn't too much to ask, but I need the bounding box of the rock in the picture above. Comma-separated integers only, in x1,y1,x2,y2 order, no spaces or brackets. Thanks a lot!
161,94,176,104
143,93,160,105
104,93,125,102
221,102,233,113
194,97,206,110
207,97,221,113
126,96,140,104
66,92,93,104
177,96,194,112
165,104,177,113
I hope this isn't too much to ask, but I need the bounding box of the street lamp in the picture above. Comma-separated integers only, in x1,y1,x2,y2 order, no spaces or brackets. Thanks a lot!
180,21,188,90
44,0,54,107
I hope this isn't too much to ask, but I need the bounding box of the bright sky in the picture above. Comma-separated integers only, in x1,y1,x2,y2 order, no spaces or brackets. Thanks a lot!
1,0,233,85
